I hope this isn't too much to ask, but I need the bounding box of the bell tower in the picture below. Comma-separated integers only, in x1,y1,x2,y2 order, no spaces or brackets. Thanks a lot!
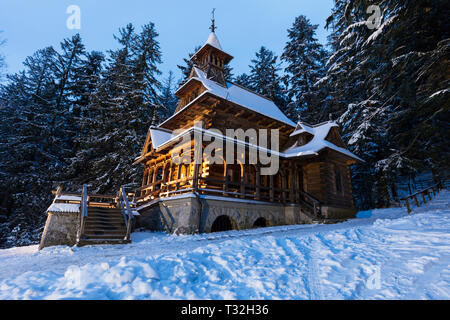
190,10,233,86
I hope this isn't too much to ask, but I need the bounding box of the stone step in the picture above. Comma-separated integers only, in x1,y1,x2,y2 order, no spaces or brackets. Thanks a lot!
83,231,126,236
83,233,126,239
87,210,123,215
86,216,125,222
77,239,131,246
84,226,126,232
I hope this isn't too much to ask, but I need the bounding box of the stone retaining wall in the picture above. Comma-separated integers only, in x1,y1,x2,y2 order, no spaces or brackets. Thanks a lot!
39,211,79,250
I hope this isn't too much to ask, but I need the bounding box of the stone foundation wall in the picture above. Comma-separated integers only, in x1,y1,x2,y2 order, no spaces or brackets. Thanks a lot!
39,211,79,250
137,195,315,234
136,196,201,234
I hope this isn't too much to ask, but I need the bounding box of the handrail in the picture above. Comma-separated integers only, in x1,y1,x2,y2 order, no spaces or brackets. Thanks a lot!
51,190,117,199
298,189,322,217
401,181,443,213
119,186,133,241
76,184,88,244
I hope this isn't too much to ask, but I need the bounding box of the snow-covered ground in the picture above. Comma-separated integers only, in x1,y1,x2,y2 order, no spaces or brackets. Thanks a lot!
0,190,449,300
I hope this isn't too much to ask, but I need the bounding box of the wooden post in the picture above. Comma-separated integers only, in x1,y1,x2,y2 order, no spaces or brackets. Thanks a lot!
421,192,426,204
413,194,419,207
289,163,295,203
269,175,274,202
405,198,411,213
256,165,261,201
161,162,167,184
166,163,173,193
176,164,183,191
193,164,200,190
222,163,229,196
240,165,245,199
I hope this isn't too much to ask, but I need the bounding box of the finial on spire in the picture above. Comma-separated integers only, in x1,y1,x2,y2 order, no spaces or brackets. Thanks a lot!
297,112,302,123
210,8,217,33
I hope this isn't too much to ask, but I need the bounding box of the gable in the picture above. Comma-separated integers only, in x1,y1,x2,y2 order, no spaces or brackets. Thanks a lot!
325,127,346,148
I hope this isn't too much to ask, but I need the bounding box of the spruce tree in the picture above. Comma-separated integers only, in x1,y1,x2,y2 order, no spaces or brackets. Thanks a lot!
323,0,449,208
281,15,327,122
247,46,287,112
66,22,163,194
0,31,5,80
235,73,251,88
177,46,200,85
159,71,178,120
0,47,60,246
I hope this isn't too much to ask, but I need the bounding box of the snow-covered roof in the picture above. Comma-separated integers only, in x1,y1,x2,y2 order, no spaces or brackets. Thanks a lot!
165,67,295,128
206,32,222,50
55,195,81,201
47,203,80,213
283,121,362,161
149,127,175,149
139,122,360,162
191,32,232,63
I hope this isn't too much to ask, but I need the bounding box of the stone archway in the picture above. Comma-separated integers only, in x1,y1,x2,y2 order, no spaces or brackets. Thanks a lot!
252,217,267,228
210,215,237,232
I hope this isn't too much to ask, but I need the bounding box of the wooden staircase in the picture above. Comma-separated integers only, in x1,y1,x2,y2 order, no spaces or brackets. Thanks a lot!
77,206,130,246
73,185,134,246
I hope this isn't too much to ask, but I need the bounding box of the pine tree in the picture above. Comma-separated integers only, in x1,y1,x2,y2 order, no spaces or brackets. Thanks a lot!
235,73,251,88
0,31,5,80
159,71,178,120
66,22,163,194
0,47,60,246
323,0,449,208
281,15,327,122
177,46,200,85
247,46,287,112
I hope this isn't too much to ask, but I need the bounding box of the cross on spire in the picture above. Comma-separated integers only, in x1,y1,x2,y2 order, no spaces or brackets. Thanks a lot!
210,8,217,33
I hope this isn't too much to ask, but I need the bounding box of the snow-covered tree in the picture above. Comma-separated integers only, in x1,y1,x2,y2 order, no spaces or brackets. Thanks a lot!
0,31,6,80
234,73,251,88
65,22,163,194
159,71,178,120
177,46,200,86
247,46,287,112
323,0,449,208
281,15,327,122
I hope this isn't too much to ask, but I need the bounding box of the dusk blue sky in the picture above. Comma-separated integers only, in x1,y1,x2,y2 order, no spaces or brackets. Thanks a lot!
0,0,334,82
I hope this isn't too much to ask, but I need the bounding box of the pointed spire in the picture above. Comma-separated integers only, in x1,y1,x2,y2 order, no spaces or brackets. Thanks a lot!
210,8,217,33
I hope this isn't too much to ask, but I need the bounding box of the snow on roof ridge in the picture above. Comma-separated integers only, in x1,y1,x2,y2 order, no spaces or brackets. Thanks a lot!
191,32,232,62
149,127,175,149
191,67,295,127
228,81,279,104
206,32,222,50
290,120,338,137
284,121,362,161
